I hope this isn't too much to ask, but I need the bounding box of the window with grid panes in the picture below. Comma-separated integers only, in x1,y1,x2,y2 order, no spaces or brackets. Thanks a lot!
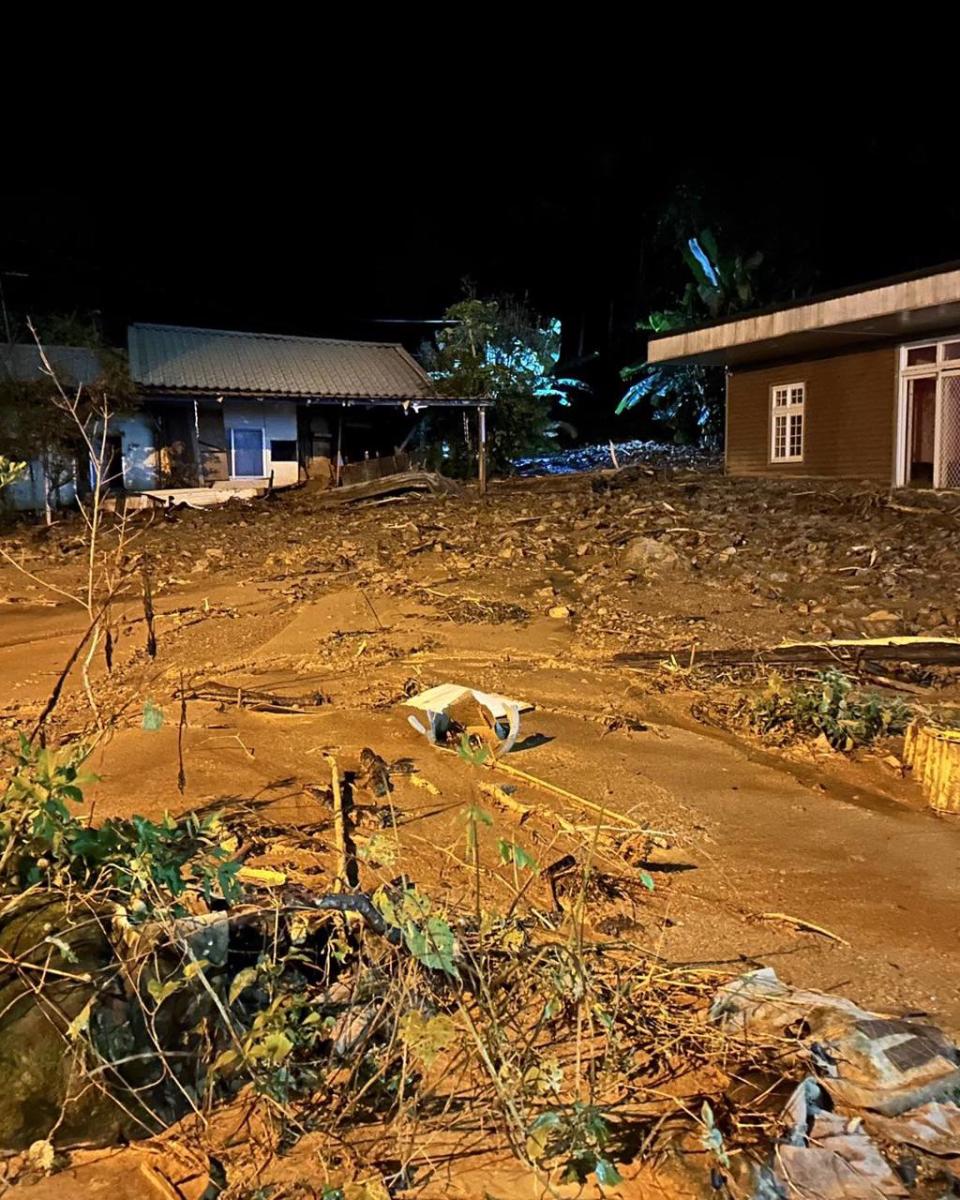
771,383,804,462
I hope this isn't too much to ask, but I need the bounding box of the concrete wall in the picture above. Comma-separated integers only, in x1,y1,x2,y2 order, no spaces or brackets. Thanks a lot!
726,346,898,482
222,400,298,487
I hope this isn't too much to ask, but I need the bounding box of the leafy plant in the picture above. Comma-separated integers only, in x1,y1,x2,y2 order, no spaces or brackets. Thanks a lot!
420,292,574,474
748,668,912,750
374,885,460,979
0,456,27,490
1,737,242,908
497,839,537,874
618,230,764,446
457,731,489,767
526,1102,622,1186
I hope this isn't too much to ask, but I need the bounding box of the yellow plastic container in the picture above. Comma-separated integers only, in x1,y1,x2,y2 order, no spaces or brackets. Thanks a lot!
904,722,960,813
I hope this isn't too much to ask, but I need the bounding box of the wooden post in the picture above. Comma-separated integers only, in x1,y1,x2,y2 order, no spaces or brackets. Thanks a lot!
478,406,487,496
335,410,343,487
326,754,355,891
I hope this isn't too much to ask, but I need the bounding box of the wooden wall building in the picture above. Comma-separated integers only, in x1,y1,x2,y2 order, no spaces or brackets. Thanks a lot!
647,263,960,489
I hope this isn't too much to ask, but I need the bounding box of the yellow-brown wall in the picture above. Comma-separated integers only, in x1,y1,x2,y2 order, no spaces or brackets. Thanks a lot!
726,346,898,481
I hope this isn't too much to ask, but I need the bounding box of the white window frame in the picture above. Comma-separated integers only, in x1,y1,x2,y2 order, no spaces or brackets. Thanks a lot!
770,381,805,463
895,333,960,487
229,426,267,479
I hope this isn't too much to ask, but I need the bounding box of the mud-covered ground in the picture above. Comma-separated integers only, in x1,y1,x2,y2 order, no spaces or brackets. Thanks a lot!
1,463,959,1196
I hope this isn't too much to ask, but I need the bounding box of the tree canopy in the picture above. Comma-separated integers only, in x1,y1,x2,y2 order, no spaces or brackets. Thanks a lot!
422,293,579,473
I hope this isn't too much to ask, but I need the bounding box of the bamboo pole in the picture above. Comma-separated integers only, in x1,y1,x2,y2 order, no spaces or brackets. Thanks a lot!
490,759,647,831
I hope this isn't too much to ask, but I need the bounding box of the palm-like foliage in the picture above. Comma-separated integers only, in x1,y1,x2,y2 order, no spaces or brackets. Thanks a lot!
618,232,763,446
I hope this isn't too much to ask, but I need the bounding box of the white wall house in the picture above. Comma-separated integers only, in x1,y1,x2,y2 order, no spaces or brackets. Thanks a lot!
127,322,444,494
3,323,475,512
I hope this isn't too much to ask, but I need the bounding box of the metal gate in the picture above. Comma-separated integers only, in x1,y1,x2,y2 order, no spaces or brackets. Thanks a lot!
939,373,960,489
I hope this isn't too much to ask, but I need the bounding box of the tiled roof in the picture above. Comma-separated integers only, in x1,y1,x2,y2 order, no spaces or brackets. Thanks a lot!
128,323,434,400
0,343,105,385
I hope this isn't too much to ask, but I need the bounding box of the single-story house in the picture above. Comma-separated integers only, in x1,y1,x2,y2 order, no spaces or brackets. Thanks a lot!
647,261,960,489
127,323,487,493
1,324,489,512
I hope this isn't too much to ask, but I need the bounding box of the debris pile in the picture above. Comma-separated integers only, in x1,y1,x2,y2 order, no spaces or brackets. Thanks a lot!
714,968,960,1197
513,439,721,476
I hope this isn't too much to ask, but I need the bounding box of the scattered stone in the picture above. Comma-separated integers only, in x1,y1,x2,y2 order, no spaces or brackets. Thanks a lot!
621,536,681,574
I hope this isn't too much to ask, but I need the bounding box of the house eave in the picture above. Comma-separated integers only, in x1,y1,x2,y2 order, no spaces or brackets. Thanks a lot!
648,266,960,367
135,387,491,407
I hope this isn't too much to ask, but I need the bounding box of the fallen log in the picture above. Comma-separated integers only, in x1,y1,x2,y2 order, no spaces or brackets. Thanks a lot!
615,637,960,669
315,471,463,505
177,680,328,712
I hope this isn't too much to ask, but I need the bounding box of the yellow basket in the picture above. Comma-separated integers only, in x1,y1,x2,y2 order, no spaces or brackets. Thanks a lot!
904,721,960,813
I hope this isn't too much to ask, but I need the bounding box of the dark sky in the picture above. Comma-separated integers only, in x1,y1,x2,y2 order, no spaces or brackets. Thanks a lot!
3,126,959,359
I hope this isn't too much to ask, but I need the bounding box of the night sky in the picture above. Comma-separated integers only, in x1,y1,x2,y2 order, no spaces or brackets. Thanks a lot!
3,124,959,433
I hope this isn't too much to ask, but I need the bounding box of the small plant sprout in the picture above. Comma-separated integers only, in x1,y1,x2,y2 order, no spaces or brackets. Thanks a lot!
700,1101,730,1170
462,801,493,918
457,730,489,766
526,1103,623,1187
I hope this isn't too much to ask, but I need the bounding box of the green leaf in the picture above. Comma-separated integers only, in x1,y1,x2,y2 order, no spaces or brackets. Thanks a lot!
529,1110,563,1133
399,1011,457,1065
595,1157,623,1187
457,731,489,766
497,839,538,873
698,228,719,262
252,1030,293,1064
356,832,398,867
142,700,164,731
638,869,655,892
210,1047,240,1076
404,915,459,979
373,887,400,928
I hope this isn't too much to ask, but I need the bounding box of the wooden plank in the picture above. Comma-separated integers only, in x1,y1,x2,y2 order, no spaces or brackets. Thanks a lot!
614,640,960,668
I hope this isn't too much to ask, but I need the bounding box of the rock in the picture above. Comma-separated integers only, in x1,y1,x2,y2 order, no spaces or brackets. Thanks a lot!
0,895,140,1151
621,537,681,574
865,609,900,623
548,605,572,619
0,899,274,1151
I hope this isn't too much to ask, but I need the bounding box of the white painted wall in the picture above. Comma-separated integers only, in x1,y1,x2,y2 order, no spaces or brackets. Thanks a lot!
2,458,77,513
223,400,299,487
117,413,159,490
1,402,299,511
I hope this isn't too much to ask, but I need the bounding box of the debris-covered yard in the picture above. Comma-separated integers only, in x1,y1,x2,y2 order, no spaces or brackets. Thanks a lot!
1,456,960,1198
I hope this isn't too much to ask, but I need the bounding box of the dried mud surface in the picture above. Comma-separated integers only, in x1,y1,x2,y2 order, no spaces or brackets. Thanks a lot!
1,466,959,1196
